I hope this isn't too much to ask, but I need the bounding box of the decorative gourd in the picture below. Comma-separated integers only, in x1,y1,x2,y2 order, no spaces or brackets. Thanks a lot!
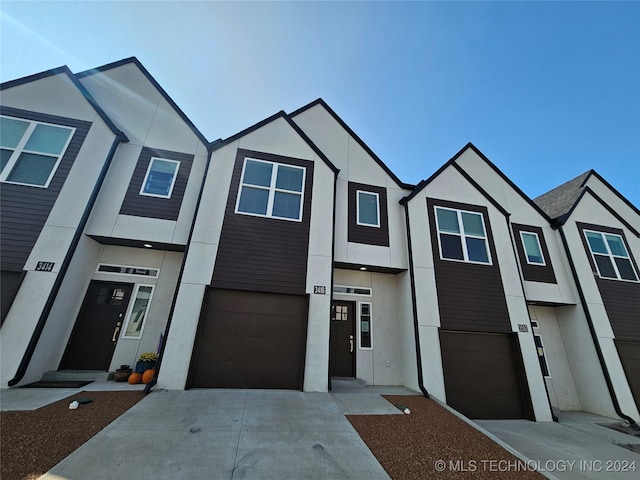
128,372,142,384
142,368,155,384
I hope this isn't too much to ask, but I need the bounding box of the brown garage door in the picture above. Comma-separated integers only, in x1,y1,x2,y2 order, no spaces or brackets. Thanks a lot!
440,330,531,420
615,340,640,411
188,288,308,389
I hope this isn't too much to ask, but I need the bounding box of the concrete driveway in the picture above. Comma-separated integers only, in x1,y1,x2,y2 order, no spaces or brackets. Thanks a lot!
477,411,640,480
36,388,410,480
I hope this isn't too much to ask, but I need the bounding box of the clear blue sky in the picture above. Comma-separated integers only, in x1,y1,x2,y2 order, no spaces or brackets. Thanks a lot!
2,1,639,206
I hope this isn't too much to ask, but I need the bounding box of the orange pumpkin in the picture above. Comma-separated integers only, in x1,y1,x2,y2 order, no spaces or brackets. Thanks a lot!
142,368,155,384
128,372,142,384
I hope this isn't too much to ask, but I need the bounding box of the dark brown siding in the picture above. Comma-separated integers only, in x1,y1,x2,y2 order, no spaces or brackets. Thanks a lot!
0,107,92,272
427,198,511,333
576,222,640,342
119,147,194,221
512,223,557,283
211,149,313,295
348,182,389,246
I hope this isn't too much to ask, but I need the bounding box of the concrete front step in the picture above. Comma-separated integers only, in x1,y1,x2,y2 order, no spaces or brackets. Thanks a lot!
331,377,367,389
41,370,114,382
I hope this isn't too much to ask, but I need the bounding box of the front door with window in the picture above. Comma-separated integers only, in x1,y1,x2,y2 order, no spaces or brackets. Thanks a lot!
330,300,355,377
60,281,133,371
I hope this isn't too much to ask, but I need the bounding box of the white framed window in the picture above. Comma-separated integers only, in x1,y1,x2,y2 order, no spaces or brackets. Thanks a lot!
96,264,159,278
0,115,75,188
122,284,154,338
584,230,638,282
358,302,372,349
435,207,491,264
520,231,545,266
140,158,180,198
333,285,372,296
235,158,305,221
356,190,380,227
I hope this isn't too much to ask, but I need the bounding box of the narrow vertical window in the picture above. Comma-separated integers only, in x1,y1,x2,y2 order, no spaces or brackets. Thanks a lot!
435,207,491,264
534,334,550,377
359,302,372,349
584,230,638,281
520,231,545,265
1,115,74,187
140,158,180,198
123,285,154,338
357,191,380,227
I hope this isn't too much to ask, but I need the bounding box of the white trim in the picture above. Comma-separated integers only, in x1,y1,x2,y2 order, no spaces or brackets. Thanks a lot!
96,263,159,278
333,285,372,297
234,157,306,222
434,206,492,265
356,190,380,227
122,284,155,339
519,231,546,266
139,157,180,199
1,115,75,188
358,301,373,350
583,229,639,282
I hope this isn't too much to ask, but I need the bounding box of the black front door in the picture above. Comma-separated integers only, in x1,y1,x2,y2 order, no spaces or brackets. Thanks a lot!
330,300,355,377
61,281,133,371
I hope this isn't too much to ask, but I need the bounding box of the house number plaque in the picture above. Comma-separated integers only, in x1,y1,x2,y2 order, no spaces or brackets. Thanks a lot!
35,261,55,272
314,285,326,295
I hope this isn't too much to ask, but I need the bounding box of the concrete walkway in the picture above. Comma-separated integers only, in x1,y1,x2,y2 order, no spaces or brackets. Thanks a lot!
477,411,640,480
17,386,415,480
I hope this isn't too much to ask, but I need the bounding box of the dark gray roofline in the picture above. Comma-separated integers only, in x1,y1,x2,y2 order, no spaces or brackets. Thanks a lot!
401,142,553,223
587,170,640,217
289,98,415,190
210,110,340,174
1,65,127,140
76,57,209,147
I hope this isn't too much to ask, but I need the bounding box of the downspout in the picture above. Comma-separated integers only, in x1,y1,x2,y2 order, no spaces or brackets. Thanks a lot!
9,132,128,387
400,198,429,398
144,143,214,394
558,225,639,428
327,170,339,391
505,217,558,422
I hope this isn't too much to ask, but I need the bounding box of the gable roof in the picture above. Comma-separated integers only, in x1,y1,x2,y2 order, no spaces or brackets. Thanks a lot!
533,171,592,222
210,110,339,174
290,99,414,190
401,142,553,222
534,170,640,225
76,57,208,147
1,66,127,140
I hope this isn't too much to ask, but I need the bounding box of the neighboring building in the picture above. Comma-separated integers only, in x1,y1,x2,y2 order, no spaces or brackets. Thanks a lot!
1,59,637,424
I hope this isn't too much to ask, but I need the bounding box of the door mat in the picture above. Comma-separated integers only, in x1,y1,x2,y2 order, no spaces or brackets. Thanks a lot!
22,380,93,388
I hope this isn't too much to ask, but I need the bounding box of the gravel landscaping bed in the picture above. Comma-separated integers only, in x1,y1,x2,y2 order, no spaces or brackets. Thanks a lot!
348,395,544,479
1,390,144,480
2,391,543,480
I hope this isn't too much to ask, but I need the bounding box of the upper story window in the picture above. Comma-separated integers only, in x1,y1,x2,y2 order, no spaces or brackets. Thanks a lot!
140,158,180,198
235,158,305,221
435,206,491,264
520,231,545,266
584,230,638,282
1,115,74,188
357,190,380,227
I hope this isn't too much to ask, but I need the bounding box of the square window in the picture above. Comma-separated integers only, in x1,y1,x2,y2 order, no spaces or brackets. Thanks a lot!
1,115,74,187
584,230,638,282
435,207,491,264
140,158,180,198
236,157,305,221
357,191,380,227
